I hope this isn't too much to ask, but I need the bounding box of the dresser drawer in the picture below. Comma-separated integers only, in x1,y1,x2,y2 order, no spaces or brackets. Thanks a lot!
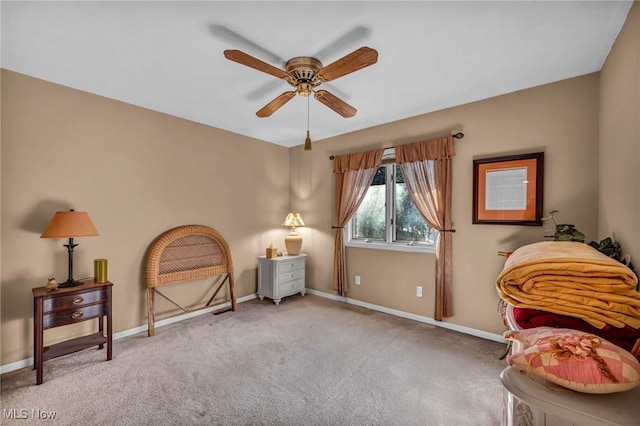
44,289,107,312
43,303,107,328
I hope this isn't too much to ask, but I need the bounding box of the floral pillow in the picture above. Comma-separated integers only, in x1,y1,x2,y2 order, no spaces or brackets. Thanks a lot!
504,327,640,394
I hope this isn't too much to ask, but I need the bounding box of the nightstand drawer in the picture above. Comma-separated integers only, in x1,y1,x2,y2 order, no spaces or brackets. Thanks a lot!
277,259,304,273
279,278,304,295
276,268,305,284
43,303,107,328
44,289,107,312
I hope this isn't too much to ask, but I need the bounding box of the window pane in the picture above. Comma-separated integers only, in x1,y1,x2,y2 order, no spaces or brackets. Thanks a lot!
394,165,435,244
352,167,386,240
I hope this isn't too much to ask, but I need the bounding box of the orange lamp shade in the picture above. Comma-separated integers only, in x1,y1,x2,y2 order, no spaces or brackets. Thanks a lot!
40,211,99,238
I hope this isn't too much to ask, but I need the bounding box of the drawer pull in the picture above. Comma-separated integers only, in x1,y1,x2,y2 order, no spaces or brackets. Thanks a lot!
71,311,84,319
72,296,84,304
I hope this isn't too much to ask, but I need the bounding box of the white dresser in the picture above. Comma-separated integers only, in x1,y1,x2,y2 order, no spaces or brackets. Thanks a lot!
257,253,306,305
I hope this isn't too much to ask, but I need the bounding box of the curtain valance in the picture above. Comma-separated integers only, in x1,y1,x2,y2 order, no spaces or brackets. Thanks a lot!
395,136,455,163
333,149,384,173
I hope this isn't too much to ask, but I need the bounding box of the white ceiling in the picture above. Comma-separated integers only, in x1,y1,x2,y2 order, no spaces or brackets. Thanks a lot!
1,1,633,148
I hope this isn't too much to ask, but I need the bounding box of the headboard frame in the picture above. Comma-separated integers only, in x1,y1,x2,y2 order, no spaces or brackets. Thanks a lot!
145,225,236,336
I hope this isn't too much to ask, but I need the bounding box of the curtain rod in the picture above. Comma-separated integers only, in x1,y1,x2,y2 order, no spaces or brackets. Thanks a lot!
328,132,464,160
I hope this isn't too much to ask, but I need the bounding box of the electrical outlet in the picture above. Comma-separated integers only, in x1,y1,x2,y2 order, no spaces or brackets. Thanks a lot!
355,275,361,285
416,285,423,297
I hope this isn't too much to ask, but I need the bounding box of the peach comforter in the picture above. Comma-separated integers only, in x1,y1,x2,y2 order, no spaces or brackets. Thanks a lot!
497,241,640,329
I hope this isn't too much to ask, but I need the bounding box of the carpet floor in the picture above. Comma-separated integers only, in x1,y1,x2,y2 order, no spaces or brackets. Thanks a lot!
1,294,507,425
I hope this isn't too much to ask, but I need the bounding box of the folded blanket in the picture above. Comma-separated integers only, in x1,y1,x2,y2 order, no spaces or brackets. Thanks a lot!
496,241,640,329
512,306,640,353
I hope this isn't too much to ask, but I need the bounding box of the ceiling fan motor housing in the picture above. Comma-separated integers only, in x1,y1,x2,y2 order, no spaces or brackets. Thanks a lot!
286,57,323,96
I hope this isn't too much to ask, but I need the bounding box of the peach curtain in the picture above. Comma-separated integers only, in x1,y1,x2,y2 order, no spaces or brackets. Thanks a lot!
332,149,384,296
395,136,455,320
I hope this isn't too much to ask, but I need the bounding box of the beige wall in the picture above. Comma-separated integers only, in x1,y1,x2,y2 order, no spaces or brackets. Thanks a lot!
1,70,290,365
599,1,640,266
291,73,600,334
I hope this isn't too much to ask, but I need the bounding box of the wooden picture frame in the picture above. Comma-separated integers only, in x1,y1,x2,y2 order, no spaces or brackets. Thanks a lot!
473,152,544,226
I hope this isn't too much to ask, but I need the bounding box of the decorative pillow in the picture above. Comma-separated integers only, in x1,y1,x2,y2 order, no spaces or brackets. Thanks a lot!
504,327,640,394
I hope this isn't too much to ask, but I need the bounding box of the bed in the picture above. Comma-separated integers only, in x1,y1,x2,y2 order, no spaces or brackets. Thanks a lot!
146,224,236,336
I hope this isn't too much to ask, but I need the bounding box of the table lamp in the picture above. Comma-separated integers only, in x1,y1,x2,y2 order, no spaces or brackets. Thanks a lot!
282,212,305,255
41,209,100,287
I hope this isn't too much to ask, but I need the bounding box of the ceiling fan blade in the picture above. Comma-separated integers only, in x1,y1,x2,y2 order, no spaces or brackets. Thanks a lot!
246,79,285,101
316,47,378,82
312,26,370,61
224,50,289,79
256,92,296,117
314,90,357,118
209,24,285,66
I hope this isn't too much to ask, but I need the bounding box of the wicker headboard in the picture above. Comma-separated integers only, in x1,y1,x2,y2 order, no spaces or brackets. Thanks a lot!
146,224,234,288
145,225,236,336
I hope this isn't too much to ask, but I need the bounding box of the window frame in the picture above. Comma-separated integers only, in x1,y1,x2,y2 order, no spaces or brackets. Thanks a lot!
345,151,437,254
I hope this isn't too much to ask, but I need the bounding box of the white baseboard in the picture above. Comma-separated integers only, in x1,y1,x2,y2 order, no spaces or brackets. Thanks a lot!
305,288,506,344
1,290,504,374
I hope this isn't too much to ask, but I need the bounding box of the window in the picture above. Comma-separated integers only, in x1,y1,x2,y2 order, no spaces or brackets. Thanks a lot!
347,157,437,252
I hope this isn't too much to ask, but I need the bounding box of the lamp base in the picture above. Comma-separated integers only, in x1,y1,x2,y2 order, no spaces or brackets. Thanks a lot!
58,279,84,288
284,232,303,255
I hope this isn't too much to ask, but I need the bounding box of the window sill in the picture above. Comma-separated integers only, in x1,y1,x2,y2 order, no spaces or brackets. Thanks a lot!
345,240,436,254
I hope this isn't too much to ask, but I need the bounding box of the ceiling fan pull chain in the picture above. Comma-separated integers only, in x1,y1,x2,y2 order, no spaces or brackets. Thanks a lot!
304,96,312,151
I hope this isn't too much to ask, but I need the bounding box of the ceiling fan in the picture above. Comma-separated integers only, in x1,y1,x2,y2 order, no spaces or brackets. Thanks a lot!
223,47,378,118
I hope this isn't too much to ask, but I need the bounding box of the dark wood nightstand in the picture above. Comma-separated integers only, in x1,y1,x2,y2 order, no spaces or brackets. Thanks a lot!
33,278,113,384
